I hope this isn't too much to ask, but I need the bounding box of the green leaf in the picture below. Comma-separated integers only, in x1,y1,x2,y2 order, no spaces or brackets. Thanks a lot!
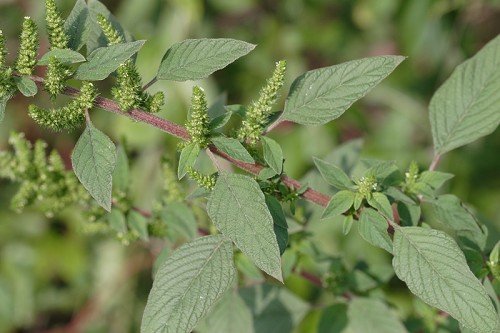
322,190,354,219
265,195,288,255
71,121,116,211
160,203,197,241
207,173,282,281
112,145,129,193
178,142,200,179
211,136,254,164
261,137,283,175
38,48,86,65
108,209,126,233
141,235,235,333
347,298,408,333
258,167,277,180
313,157,354,190
127,211,148,241
14,77,37,97
64,0,89,51
157,38,255,81
282,56,405,125
392,227,500,333
358,208,393,253
74,40,145,81
197,291,253,333
240,284,310,333
430,36,500,154
318,303,348,333
429,194,487,250
367,192,393,218
396,201,421,226
86,0,133,54
418,171,454,190
343,215,354,235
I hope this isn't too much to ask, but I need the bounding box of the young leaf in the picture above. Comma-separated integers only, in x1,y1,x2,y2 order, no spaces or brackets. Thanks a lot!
342,215,354,235
108,209,127,233
74,40,146,81
211,136,254,164
282,56,405,125
322,190,354,219
71,121,117,211
430,35,500,155
38,49,86,65
207,173,282,281
141,235,236,333
265,195,288,255
178,142,200,179
261,136,283,175
347,298,408,333
14,77,37,97
157,38,255,81
418,171,454,190
240,284,310,333
160,203,197,241
112,145,129,193
313,157,354,190
367,192,393,218
64,0,89,51
392,227,500,333
358,208,393,253
127,211,148,241
196,291,253,333
428,194,487,250
396,201,421,226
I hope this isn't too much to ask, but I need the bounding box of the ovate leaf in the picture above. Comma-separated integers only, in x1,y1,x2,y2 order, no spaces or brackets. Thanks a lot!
157,38,255,81
367,192,393,218
358,208,393,253
392,227,499,333
14,77,37,97
347,298,408,333
207,173,282,281
211,136,254,163
64,0,89,51
282,56,405,125
261,137,283,175
313,157,354,190
418,171,454,190
322,190,354,219
141,235,235,333
74,40,145,80
196,291,253,333
430,35,500,154
178,142,200,179
161,202,197,241
71,121,116,211
265,195,288,255
240,284,310,333
38,48,86,65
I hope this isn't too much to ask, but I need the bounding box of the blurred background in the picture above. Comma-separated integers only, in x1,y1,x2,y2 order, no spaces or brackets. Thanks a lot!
0,0,499,332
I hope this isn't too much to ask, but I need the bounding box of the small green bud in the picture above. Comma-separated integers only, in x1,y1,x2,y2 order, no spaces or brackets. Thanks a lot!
187,167,216,190
15,17,39,75
44,56,72,98
186,86,210,148
30,82,97,131
97,14,122,45
45,0,68,49
238,60,286,145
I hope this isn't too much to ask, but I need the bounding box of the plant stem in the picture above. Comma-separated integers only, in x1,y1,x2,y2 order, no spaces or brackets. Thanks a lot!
142,77,157,90
29,75,331,208
429,153,441,171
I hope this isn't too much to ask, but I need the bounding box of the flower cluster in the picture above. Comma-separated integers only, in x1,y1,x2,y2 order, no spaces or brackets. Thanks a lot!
44,0,71,98
237,60,286,145
15,17,39,75
29,82,98,131
97,15,164,113
185,86,210,148
0,30,15,98
187,167,216,190
355,175,378,197
162,158,183,203
0,132,88,216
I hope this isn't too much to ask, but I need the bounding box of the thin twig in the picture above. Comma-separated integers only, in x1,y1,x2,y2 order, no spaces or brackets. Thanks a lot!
429,153,441,171
29,75,331,208
142,77,157,91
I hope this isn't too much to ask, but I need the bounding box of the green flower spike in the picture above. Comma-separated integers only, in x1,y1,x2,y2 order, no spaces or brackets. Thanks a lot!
186,86,210,148
0,30,15,98
0,30,6,68
15,17,39,75
187,167,216,190
45,0,68,50
238,60,286,145
29,81,98,131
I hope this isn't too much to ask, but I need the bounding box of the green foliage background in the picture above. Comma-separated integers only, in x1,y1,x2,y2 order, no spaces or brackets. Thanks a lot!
0,0,499,332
